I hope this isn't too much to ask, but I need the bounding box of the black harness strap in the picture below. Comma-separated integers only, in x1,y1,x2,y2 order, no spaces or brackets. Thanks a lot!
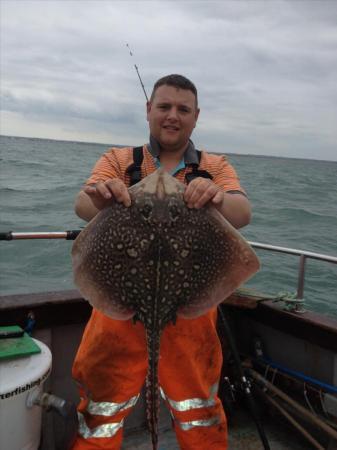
185,150,213,184
126,146,213,186
126,146,144,186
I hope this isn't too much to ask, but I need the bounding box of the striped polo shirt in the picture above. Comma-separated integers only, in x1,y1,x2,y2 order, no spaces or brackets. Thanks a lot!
86,142,245,194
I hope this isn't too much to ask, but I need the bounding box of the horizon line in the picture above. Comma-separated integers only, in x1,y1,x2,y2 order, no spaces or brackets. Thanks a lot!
1,134,336,164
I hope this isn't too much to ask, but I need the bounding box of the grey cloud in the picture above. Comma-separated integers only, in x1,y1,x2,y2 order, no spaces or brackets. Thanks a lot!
1,89,141,126
1,0,337,160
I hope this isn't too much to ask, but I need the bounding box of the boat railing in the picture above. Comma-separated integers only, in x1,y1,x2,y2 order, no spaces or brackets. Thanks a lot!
1,232,336,314
248,241,337,313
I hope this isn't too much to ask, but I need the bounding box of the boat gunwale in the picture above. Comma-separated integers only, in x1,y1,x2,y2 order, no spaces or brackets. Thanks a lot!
1,289,337,352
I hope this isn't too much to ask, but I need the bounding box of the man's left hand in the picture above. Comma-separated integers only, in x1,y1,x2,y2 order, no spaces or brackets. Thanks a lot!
184,177,224,209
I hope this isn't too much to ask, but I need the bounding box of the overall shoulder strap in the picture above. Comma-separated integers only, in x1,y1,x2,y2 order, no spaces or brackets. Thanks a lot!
126,146,144,186
185,150,213,184
127,147,213,186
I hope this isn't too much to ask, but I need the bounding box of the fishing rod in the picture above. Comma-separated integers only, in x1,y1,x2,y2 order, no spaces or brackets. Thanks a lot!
126,43,149,101
0,231,81,241
217,306,271,450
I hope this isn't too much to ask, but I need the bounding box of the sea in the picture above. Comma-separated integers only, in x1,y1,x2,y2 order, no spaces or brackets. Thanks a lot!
1,135,336,318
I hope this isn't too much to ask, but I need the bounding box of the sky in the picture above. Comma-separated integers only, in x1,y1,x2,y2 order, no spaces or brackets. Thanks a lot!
1,0,337,161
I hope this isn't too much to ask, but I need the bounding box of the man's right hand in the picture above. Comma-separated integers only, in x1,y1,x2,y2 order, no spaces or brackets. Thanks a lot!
84,179,131,210
75,179,131,222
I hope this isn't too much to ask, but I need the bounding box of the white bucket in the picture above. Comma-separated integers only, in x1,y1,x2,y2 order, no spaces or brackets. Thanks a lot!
0,339,52,450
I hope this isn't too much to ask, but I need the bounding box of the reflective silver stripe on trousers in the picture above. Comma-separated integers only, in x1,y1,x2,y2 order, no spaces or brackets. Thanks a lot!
78,412,124,438
159,383,218,412
176,415,223,431
86,394,139,416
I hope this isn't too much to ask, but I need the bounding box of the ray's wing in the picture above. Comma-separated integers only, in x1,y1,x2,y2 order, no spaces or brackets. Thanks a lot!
175,204,260,319
72,204,136,320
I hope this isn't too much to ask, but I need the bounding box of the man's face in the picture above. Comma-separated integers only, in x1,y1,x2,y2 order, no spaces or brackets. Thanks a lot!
146,85,200,153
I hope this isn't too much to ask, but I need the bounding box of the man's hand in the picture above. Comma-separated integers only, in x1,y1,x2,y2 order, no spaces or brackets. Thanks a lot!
75,179,131,222
184,177,223,209
84,179,131,209
184,177,251,229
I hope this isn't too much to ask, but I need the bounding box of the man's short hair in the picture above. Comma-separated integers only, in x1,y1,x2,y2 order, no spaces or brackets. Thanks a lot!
150,74,198,107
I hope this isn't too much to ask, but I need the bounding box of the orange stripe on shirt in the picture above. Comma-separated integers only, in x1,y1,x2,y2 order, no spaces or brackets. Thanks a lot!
86,145,245,193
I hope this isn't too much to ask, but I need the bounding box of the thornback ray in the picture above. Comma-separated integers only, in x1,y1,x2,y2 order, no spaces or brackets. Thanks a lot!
72,168,260,450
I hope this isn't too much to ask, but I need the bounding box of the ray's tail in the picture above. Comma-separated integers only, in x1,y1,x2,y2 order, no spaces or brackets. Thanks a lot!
145,328,162,450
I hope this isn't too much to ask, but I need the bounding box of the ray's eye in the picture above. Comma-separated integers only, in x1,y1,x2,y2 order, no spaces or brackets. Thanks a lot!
141,202,153,220
169,202,180,221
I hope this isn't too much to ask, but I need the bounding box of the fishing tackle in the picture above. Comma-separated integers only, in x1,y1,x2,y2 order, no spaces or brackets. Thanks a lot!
126,43,149,101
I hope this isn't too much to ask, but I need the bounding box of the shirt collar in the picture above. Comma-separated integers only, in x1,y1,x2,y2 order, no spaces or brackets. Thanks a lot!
147,135,199,166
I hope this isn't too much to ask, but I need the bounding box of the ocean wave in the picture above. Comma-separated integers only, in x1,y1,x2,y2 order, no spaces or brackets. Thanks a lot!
0,183,81,193
253,206,337,224
1,159,53,168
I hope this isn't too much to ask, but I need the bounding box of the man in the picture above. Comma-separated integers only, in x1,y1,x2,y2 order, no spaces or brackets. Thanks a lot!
72,74,251,449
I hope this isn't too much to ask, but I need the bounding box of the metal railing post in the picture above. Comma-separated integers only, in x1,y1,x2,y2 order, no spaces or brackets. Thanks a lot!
247,242,337,314
297,254,306,300
294,254,307,313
